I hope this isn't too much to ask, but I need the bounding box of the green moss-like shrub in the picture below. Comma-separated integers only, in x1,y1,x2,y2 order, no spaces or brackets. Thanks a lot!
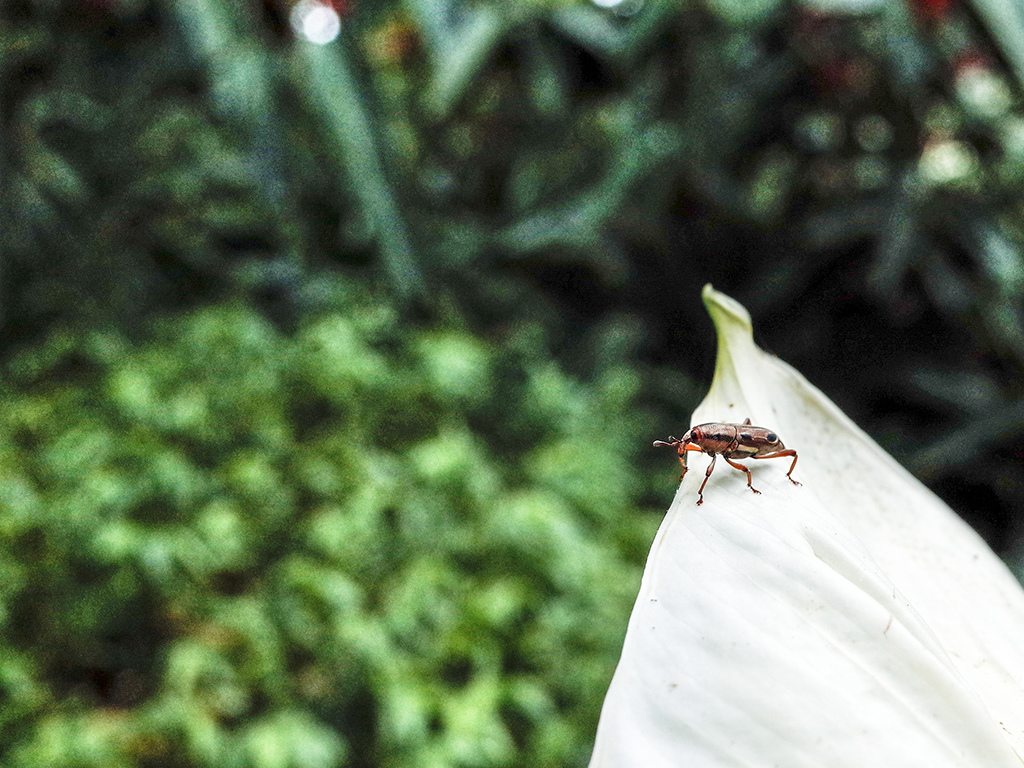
0,285,661,768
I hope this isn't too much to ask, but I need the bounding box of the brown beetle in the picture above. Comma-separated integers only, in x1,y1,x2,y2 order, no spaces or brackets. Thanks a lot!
654,418,800,505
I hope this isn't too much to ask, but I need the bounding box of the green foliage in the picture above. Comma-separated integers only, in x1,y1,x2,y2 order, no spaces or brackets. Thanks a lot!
0,284,661,768
6,0,1024,760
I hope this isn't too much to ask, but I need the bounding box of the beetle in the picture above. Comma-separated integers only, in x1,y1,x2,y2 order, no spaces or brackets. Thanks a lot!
654,418,800,505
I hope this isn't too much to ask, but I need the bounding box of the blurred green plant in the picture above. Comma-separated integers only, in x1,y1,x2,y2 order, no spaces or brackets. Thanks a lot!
5,0,1024,761
0,280,663,768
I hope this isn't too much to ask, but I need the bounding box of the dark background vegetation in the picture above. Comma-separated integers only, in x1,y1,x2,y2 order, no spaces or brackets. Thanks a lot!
2,0,1024,765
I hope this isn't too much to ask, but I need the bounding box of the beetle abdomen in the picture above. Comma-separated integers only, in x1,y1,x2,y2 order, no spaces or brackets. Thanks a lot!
724,444,758,459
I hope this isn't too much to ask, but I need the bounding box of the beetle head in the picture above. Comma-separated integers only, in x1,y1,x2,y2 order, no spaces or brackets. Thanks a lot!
653,428,695,449
653,433,684,448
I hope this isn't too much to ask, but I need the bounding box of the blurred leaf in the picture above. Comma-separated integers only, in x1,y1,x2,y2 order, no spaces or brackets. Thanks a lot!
971,0,1024,87
294,39,425,300
421,5,511,119
245,710,346,768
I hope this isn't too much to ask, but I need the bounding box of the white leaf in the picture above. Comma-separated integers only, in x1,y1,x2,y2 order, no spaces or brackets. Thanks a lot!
590,285,1024,767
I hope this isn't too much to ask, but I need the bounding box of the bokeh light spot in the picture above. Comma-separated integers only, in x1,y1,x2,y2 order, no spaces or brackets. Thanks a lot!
290,0,341,45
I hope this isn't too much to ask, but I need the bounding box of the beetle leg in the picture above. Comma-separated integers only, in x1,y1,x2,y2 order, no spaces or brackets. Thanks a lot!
724,456,761,496
654,441,704,480
696,454,717,505
752,449,801,486
676,443,704,479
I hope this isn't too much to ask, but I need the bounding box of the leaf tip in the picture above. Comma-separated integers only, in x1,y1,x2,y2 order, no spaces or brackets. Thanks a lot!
701,284,753,337
702,285,756,389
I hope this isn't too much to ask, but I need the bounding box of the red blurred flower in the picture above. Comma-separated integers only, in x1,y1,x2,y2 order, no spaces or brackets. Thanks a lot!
908,0,954,21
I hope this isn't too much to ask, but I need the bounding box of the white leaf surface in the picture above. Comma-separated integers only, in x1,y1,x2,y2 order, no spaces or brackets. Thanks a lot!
590,286,1024,767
